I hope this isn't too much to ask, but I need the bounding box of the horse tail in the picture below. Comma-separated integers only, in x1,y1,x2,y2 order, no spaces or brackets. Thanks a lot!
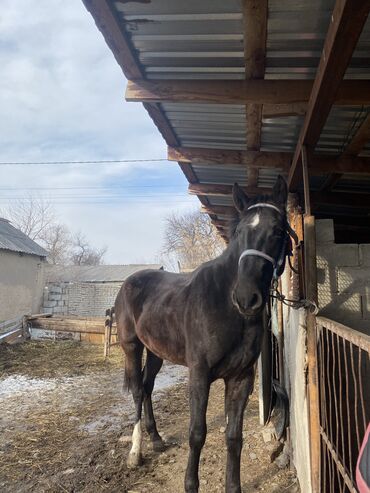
114,280,143,393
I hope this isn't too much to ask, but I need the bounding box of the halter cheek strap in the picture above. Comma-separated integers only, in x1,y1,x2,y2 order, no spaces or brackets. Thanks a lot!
238,203,284,278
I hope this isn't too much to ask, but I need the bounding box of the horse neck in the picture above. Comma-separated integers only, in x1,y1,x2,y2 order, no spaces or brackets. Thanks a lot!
205,238,241,292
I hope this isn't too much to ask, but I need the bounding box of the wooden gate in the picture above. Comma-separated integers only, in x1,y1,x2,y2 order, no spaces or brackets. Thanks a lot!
316,316,370,492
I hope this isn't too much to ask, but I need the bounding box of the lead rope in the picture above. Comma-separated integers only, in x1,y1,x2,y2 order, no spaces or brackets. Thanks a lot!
269,272,319,315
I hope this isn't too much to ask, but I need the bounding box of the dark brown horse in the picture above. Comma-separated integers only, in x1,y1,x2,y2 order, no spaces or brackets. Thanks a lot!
115,176,291,493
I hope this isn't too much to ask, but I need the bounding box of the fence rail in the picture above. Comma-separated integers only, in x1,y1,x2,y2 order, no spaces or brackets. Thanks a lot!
0,316,24,343
316,316,370,493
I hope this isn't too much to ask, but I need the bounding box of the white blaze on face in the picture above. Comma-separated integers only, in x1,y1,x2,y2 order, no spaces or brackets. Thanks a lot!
129,420,142,457
249,213,260,228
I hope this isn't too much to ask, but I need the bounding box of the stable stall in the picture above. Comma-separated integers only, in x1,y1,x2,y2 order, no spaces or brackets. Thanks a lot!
82,1,370,491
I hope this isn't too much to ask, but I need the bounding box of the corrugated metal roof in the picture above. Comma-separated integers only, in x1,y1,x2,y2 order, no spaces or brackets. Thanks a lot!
261,115,304,152
102,0,370,231
114,0,245,80
160,102,247,150
0,218,48,257
266,0,335,80
191,163,248,185
45,264,162,283
316,106,370,155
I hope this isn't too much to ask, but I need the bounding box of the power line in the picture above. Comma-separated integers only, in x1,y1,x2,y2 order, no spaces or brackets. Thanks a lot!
0,158,169,166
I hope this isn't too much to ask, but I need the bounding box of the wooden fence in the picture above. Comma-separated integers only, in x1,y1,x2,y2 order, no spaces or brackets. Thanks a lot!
29,314,117,357
316,316,370,492
0,316,26,344
0,314,118,358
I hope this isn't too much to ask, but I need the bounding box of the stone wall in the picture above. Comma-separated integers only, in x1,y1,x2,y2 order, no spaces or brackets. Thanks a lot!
316,219,370,335
43,281,122,317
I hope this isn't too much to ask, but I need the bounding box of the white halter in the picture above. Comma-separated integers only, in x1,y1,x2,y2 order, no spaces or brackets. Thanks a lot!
238,203,283,273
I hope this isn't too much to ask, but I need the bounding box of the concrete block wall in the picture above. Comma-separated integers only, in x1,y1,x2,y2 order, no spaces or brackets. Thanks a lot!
43,281,122,317
316,219,370,334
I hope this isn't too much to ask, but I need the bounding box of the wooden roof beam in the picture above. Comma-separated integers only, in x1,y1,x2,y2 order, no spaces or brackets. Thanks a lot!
168,146,291,170
125,79,370,106
188,183,270,197
345,112,370,156
191,185,370,209
82,0,143,80
288,0,370,190
201,205,236,216
311,191,370,209
169,146,370,175
243,0,268,186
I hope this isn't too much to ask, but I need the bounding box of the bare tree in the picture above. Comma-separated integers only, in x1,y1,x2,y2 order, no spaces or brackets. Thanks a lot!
70,232,107,266
1,195,54,241
39,223,72,265
1,196,108,266
162,210,225,271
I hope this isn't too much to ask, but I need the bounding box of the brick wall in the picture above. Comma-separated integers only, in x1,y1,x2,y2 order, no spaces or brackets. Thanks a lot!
316,219,370,335
43,281,122,317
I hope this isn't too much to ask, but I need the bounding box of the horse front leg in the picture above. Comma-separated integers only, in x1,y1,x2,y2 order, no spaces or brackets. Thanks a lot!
184,367,210,493
224,367,255,493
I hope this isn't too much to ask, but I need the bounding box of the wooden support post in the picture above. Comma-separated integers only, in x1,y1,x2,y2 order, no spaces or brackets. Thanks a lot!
302,147,320,493
304,216,320,493
104,308,111,359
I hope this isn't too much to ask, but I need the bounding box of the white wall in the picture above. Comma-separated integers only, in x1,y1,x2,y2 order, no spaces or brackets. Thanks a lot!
0,250,45,321
280,270,312,493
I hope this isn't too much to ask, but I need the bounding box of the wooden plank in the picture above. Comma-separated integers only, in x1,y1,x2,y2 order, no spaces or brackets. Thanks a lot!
27,313,52,321
313,154,370,174
81,0,143,80
126,79,370,105
311,191,370,208
194,185,370,208
247,168,259,188
302,146,311,215
304,215,320,493
31,317,117,335
188,183,270,197
168,146,291,170
263,103,307,118
345,112,370,156
201,205,236,216
288,0,370,189
0,328,23,344
169,146,370,175
243,0,268,79
243,0,268,171
246,104,263,149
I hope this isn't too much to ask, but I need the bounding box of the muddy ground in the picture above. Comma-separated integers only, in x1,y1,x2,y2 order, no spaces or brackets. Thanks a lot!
0,341,299,492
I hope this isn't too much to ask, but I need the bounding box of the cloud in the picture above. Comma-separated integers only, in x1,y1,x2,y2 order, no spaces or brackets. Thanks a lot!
0,0,197,263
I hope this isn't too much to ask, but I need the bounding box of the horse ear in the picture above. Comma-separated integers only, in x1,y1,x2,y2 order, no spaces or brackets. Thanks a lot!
232,183,250,212
272,175,288,206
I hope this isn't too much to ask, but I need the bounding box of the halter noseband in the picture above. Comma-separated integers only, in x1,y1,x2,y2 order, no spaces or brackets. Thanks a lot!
238,203,287,279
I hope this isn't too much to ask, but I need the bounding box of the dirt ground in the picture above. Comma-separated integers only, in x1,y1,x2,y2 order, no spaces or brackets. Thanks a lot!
0,341,299,492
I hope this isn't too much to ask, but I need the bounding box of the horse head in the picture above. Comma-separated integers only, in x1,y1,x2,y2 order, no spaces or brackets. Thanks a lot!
230,175,292,317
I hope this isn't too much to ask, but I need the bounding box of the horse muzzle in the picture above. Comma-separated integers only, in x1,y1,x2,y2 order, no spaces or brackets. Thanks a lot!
231,290,263,317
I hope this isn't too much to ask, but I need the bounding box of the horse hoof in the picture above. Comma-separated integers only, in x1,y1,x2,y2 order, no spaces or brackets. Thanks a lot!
153,439,166,452
127,452,142,469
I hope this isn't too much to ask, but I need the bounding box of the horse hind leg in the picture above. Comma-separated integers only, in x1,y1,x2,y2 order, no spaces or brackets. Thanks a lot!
143,350,165,451
123,337,144,468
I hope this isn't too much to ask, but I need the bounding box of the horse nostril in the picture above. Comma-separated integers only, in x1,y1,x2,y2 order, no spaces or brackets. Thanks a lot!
250,293,258,307
250,292,262,311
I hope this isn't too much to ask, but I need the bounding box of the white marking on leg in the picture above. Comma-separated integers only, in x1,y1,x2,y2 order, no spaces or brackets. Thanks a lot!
249,213,260,228
127,420,142,468
226,414,229,425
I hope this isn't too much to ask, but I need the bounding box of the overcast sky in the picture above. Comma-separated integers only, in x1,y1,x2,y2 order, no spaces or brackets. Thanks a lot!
0,0,198,264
